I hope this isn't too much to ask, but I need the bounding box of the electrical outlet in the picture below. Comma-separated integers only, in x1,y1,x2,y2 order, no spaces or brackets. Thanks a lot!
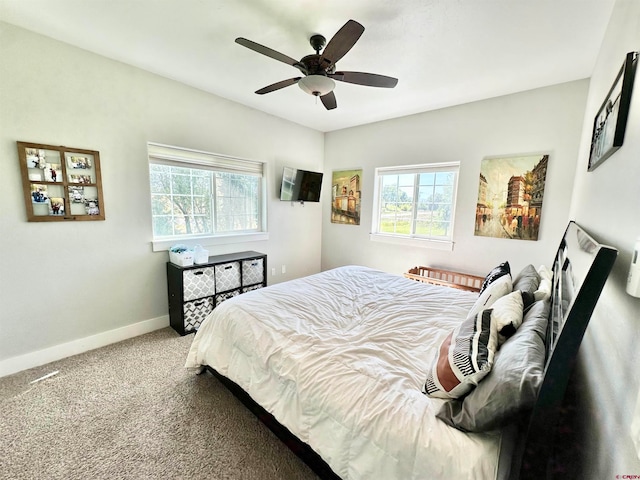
281,265,286,274
271,267,276,276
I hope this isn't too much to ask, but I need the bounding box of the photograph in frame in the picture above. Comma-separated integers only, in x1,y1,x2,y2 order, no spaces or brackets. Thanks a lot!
49,197,65,215
69,174,93,184
44,163,62,182
69,186,85,203
25,148,45,169
67,155,93,169
84,198,100,215
31,184,49,203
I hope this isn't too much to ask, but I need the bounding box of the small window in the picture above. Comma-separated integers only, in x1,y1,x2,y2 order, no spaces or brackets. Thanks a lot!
148,143,267,250
371,162,460,250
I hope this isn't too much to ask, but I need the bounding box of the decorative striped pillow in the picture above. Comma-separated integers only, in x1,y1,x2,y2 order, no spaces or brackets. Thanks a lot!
424,309,498,399
425,290,525,399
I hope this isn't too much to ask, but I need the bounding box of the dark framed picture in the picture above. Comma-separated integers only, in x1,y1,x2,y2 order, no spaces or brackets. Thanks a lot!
588,51,638,171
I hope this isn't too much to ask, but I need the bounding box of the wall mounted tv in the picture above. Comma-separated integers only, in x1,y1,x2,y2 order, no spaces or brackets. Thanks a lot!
280,167,324,203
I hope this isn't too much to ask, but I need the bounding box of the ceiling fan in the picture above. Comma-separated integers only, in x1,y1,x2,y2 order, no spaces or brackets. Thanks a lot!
235,19,398,110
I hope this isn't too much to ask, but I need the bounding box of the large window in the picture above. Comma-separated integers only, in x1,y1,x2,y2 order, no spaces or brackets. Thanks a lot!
371,162,460,249
148,143,266,250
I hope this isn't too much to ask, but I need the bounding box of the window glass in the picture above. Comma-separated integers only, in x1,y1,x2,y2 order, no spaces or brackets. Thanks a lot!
373,163,459,244
148,144,264,241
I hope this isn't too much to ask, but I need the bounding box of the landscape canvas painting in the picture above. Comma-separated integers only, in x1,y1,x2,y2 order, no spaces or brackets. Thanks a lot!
475,154,549,240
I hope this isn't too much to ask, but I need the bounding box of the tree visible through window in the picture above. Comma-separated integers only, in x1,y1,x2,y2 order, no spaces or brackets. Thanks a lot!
148,143,264,240
373,163,459,243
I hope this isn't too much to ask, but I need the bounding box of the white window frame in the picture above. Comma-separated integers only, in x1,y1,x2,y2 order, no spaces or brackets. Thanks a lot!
148,142,268,252
370,162,460,251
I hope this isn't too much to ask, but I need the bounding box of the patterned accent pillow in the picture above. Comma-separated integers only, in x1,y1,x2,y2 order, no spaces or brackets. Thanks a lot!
479,261,511,295
468,274,512,318
425,290,524,399
424,309,498,399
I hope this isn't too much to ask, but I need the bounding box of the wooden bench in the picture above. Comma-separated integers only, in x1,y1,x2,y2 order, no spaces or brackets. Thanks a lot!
404,266,484,293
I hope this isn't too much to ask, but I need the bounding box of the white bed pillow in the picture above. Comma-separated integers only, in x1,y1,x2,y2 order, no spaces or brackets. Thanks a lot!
534,264,552,301
537,264,552,280
490,290,525,346
468,274,512,318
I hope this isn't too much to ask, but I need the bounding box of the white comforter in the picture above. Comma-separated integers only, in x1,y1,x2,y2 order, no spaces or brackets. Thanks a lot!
186,266,508,480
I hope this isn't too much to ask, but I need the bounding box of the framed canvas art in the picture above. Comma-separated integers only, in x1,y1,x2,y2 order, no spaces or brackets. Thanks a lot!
331,169,362,225
475,154,549,241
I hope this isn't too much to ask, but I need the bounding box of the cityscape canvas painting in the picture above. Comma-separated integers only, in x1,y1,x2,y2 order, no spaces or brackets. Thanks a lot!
331,169,362,225
475,154,549,241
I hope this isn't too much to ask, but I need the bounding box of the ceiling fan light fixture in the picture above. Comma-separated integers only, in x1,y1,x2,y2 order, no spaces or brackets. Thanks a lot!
298,75,335,96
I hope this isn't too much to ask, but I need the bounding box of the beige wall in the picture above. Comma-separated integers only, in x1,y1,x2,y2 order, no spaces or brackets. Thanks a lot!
321,80,589,277
0,23,324,372
566,0,640,475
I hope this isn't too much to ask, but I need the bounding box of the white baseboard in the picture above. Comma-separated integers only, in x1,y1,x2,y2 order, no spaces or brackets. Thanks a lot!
0,316,170,378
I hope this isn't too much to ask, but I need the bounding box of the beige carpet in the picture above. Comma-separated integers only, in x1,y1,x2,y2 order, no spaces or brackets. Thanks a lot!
0,328,319,480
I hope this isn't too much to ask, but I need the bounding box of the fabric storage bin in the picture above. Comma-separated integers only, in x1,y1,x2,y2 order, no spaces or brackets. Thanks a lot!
215,289,240,306
215,262,241,292
242,258,264,286
183,297,214,333
242,284,263,294
183,267,216,301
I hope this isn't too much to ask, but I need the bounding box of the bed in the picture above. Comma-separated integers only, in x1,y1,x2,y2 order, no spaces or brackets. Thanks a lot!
185,221,617,480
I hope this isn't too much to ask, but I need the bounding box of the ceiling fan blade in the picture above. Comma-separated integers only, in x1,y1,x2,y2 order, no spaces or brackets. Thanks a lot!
255,77,301,95
235,37,299,67
320,91,337,110
320,20,364,66
330,71,398,88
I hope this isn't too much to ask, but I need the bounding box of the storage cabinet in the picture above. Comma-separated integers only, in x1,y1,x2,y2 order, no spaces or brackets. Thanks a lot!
167,251,267,335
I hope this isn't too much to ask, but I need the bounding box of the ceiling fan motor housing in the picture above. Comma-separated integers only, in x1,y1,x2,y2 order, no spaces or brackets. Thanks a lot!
299,54,329,76
309,34,326,53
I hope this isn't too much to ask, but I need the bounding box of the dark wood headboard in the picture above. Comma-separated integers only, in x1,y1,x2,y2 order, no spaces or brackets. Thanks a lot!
514,221,618,479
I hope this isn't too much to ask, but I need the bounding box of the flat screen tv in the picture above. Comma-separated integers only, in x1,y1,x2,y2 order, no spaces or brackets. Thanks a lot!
280,167,323,203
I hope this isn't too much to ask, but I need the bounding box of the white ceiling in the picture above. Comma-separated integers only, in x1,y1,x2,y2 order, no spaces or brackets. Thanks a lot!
0,0,615,132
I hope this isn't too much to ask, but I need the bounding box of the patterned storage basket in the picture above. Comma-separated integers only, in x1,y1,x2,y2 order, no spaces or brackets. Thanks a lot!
215,262,241,292
183,297,214,333
215,289,240,306
242,258,264,286
242,284,263,294
183,268,216,301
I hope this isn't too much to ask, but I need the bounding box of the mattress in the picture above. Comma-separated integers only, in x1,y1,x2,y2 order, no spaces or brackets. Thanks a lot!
186,265,510,480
